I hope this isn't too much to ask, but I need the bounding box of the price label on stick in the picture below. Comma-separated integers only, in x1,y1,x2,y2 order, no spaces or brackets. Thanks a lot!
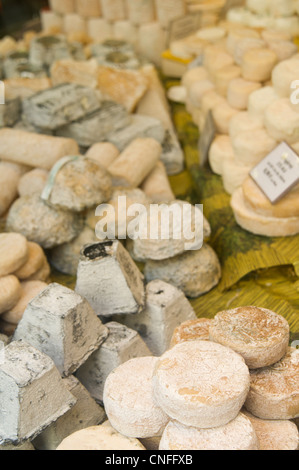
250,142,299,204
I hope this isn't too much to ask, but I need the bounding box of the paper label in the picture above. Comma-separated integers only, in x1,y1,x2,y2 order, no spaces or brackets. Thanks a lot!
250,142,299,204
199,111,216,168
168,14,201,46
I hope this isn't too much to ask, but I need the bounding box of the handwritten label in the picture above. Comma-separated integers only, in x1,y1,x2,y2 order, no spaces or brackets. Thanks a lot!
250,142,299,204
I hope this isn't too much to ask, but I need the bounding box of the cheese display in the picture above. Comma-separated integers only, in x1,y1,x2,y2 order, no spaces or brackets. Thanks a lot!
0,0,299,452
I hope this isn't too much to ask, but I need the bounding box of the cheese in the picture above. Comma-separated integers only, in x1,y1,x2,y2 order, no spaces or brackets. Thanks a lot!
154,0,186,28
269,0,295,18
57,422,146,451
264,98,299,144
242,177,299,219
113,21,138,47
152,341,250,429
159,414,259,450
41,11,63,33
201,90,226,118
273,16,299,37
181,66,209,91
232,128,277,166
214,64,241,97
233,38,266,66
209,306,289,369
222,159,252,195
209,135,234,175
141,162,175,203
85,142,120,169
14,242,46,280
87,19,113,43
137,22,167,67
50,58,98,89
188,80,215,108
246,0,269,15
268,41,297,62
0,275,21,315
272,59,299,97
261,29,292,43
49,0,75,14
229,111,263,140
196,26,226,43
126,0,155,25
231,188,299,237
226,28,261,56
248,86,279,122
241,48,278,83
212,101,239,135
75,0,101,17
203,45,234,77
99,0,127,21
63,13,86,34
170,318,212,347
245,348,299,420
104,357,169,438
227,78,262,111
0,163,22,216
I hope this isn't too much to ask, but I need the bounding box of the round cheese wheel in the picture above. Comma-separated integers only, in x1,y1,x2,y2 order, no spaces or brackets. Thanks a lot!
200,90,226,120
233,38,266,66
203,45,234,76
209,306,290,369
56,422,146,450
226,8,251,27
241,48,278,83
212,101,239,134
268,41,297,62
246,0,269,15
229,111,263,140
243,410,299,451
188,80,215,108
227,78,262,110
170,318,212,347
152,341,250,429
242,177,299,218
103,357,169,438
196,27,226,43
232,128,277,166
245,348,299,420
226,28,261,56
261,29,292,43
209,135,234,175
159,414,259,450
222,158,252,195
181,66,209,90
273,17,299,37
214,64,241,97
248,86,279,121
231,187,299,237
0,275,21,315
272,59,299,97
264,98,299,144
0,233,29,278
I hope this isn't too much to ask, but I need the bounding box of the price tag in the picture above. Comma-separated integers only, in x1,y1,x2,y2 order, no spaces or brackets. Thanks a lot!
168,13,201,46
199,111,216,168
250,142,299,204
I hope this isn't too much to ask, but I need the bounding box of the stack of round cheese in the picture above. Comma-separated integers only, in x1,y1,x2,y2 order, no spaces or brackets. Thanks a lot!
0,232,50,336
180,22,299,196
231,177,299,237
102,306,298,450
227,0,299,37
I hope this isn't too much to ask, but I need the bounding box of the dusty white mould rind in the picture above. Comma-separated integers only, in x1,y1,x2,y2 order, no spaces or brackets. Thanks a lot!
170,318,212,348
76,321,152,404
0,340,76,445
6,194,84,249
114,280,197,356
130,200,211,262
144,244,221,298
209,306,290,369
75,241,145,317
13,283,109,377
103,357,170,438
107,114,165,152
159,414,259,451
33,376,106,450
29,35,72,70
245,348,299,421
153,341,250,429
22,83,101,131
46,158,112,213
56,102,131,148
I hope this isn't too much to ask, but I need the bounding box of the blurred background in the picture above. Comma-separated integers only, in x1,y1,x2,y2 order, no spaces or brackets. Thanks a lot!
0,0,48,37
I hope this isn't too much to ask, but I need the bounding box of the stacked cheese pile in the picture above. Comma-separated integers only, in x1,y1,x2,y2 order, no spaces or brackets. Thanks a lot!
98,306,299,451
227,0,299,37
41,0,193,66
0,232,50,336
179,25,299,195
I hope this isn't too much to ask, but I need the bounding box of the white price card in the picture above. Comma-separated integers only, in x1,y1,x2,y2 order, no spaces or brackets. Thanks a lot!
250,142,299,204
